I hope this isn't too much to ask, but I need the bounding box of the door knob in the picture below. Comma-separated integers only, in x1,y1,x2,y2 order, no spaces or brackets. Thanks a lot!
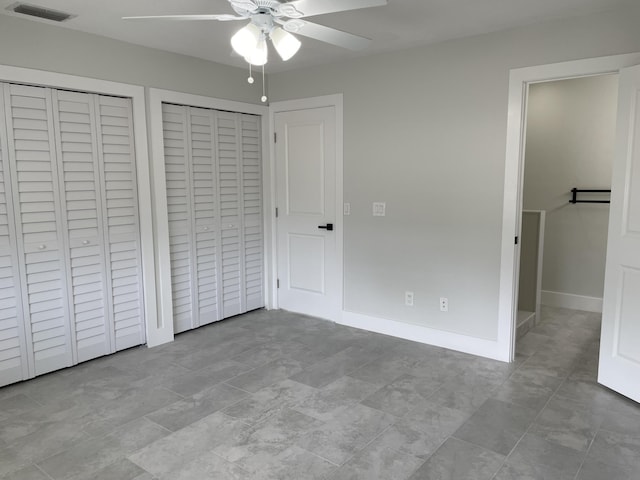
318,223,334,231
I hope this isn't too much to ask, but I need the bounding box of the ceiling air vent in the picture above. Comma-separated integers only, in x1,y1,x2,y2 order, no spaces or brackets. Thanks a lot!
7,3,75,22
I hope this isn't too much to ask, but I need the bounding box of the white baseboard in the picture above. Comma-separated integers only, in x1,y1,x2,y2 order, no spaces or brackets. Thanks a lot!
541,290,603,313
339,310,509,362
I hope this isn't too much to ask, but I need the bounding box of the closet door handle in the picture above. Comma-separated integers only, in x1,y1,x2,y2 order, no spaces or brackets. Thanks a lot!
318,223,334,231
38,245,46,250
82,240,90,245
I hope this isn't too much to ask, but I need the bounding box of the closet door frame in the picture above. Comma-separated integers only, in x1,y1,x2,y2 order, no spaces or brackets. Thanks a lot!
0,64,163,347
148,89,270,340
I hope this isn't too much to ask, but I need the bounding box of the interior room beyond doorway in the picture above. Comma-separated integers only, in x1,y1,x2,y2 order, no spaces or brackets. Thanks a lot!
516,73,618,342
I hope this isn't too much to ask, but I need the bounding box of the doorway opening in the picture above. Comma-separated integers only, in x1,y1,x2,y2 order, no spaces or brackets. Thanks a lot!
515,74,618,356
499,54,640,402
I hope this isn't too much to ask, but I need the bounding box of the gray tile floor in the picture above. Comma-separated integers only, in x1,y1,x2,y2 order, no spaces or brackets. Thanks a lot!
1,307,639,479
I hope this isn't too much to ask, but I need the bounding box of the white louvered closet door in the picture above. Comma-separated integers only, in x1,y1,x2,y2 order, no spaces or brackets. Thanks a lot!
0,90,28,385
0,84,145,387
240,114,263,311
190,107,222,326
3,84,73,376
161,105,264,333
162,104,197,333
53,90,112,363
96,96,145,350
216,111,244,317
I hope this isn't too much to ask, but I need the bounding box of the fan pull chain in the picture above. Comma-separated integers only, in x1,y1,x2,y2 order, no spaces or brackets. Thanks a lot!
261,64,267,103
247,63,254,84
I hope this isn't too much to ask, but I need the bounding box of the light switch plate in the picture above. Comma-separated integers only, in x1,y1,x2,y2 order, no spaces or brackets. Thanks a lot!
344,203,351,215
373,202,386,216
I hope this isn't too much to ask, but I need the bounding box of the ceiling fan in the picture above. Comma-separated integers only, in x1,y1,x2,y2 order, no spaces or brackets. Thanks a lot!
124,0,388,66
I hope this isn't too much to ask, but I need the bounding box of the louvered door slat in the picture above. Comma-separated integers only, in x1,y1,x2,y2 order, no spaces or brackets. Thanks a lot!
216,111,243,317
96,95,145,349
162,103,196,333
4,84,72,376
0,85,28,386
190,107,220,326
240,114,264,311
53,90,112,363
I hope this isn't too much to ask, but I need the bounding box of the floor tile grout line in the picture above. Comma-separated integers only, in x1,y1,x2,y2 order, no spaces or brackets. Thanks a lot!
336,423,395,468
22,391,47,409
139,415,175,434
570,393,603,480
299,446,342,468
209,449,253,476
33,462,55,480
489,340,596,480
486,386,560,480
490,311,601,480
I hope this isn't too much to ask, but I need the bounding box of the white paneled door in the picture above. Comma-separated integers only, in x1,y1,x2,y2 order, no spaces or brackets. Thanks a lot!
599,64,640,403
275,107,340,320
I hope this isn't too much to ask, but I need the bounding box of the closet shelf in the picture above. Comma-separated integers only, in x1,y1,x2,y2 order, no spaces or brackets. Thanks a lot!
569,188,611,204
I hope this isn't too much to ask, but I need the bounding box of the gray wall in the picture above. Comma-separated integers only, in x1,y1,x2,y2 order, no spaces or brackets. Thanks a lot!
269,4,640,340
518,212,542,313
523,75,618,299
0,14,259,104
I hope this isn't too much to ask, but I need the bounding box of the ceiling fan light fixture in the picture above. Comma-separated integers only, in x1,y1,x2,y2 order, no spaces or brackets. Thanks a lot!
231,22,261,57
244,36,268,66
270,27,301,61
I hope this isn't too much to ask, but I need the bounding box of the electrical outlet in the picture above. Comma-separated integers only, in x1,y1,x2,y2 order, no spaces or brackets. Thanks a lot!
440,297,448,312
344,203,351,215
373,202,386,216
405,291,414,307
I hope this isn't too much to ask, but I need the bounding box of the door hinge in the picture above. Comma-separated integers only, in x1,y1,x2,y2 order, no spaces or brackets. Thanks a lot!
277,279,280,289
274,132,277,143
275,207,279,218
515,236,519,245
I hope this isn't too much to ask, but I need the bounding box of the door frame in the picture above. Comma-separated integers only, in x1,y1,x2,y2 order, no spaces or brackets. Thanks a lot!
268,94,344,318
148,88,270,343
498,52,640,362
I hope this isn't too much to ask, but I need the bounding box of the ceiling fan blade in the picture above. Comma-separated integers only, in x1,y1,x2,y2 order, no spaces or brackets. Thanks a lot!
229,0,260,13
282,0,386,18
283,20,371,50
122,14,245,21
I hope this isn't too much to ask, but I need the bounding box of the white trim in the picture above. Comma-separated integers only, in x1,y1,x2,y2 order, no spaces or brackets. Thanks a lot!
148,89,268,117
499,53,640,362
534,211,546,324
268,94,344,317
147,88,269,343
541,290,603,313
340,310,510,362
0,64,161,349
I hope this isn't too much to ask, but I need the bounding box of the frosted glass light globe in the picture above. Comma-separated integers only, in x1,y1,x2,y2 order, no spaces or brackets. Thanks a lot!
231,23,261,58
244,37,268,66
270,27,301,61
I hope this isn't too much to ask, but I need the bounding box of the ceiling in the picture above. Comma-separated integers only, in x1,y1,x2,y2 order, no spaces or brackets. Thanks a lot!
0,0,631,73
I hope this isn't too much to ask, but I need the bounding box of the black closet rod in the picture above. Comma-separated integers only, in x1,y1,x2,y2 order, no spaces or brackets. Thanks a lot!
569,188,611,204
